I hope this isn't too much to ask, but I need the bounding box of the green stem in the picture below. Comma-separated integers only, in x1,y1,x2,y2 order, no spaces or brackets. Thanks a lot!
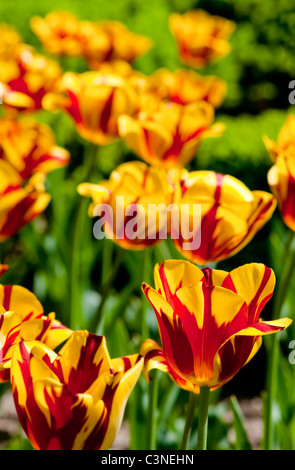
180,392,198,450
264,230,295,450
146,370,159,450
70,143,98,330
90,245,125,334
196,386,210,450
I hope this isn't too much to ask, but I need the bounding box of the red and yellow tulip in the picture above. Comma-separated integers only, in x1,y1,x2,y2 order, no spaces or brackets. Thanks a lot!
0,160,51,242
118,100,224,169
43,71,138,145
140,260,291,393
264,115,295,231
0,265,9,277
0,116,70,180
11,330,143,450
169,9,236,68
147,68,227,108
78,161,176,250
30,11,92,57
171,170,276,264
83,20,152,68
1,45,62,113
0,284,71,382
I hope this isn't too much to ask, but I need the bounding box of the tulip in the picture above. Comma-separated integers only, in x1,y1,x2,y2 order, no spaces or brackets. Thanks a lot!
0,284,72,382
1,45,62,112
30,11,92,57
140,260,292,393
170,169,276,264
264,115,295,231
78,161,176,250
147,68,227,108
11,330,143,450
43,71,138,145
0,116,70,180
118,100,224,168
0,160,51,242
169,9,236,68
83,20,152,68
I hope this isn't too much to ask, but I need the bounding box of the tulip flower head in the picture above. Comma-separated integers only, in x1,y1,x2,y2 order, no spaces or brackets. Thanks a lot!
0,116,70,180
0,160,51,242
78,161,176,250
265,115,295,231
11,330,143,450
43,71,138,145
140,260,291,393
0,284,72,382
169,9,236,68
1,45,62,113
171,170,276,264
147,68,227,108
118,100,224,169
31,11,91,57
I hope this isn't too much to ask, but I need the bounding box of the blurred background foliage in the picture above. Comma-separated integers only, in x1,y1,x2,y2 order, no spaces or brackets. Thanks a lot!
1,0,295,450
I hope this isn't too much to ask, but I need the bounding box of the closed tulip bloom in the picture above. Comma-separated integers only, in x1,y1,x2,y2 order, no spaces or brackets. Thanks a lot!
0,24,23,83
267,146,295,231
1,45,62,112
171,170,276,264
43,71,138,145
169,9,235,68
11,330,143,450
147,68,227,108
0,284,72,382
140,260,291,393
0,160,51,242
118,100,224,169
0,116,69,180
264,115,295,231
78,161,176,250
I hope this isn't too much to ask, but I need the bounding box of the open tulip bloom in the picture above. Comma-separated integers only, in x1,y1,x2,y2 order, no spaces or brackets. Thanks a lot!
140,260,292,393
10,330,143,450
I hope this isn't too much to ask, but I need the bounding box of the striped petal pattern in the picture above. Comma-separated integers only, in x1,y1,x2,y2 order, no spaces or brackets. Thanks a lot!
78,161,176,250
43,71,138,145
0,160,51,242
0,117,70,179
118,100,224,169
11,331,143,450
140,260,291,392
171,170,276,264
0,284,72,382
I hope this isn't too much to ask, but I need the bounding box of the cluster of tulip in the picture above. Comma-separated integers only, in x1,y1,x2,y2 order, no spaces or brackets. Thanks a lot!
0,8,294,451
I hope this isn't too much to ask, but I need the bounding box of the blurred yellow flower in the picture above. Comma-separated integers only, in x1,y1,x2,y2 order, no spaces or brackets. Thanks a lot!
0,116,70,179
43,71,138,145
169,9,235,68
118,99,224,168
1,45,62,112
147,68,227,108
